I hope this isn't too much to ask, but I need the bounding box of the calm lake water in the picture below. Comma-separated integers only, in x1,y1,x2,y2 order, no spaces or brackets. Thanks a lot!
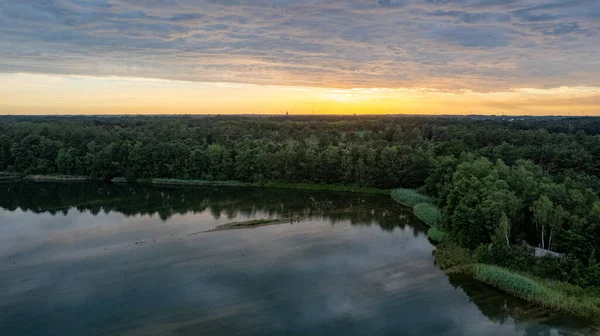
0,182,597,335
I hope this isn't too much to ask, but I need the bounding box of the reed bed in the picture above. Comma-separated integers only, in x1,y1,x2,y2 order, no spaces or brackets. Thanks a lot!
427,227,447,244
472,264,600,319
391,188,430,207
414,202,443,227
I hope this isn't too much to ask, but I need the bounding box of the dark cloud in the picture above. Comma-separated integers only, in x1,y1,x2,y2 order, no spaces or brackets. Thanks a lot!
0,0,598,91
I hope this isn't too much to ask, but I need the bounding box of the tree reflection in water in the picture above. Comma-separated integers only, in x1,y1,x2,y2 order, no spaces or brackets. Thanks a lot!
0,181,424,235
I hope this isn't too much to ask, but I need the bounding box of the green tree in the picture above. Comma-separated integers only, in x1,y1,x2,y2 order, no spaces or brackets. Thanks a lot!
532,195,553,250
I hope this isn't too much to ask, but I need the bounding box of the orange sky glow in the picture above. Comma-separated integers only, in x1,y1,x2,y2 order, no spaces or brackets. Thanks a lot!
1,73,599,116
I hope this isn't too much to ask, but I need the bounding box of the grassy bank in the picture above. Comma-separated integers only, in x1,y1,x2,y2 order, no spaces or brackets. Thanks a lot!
433,240,600,319
391,188,600,319
391,188,446,243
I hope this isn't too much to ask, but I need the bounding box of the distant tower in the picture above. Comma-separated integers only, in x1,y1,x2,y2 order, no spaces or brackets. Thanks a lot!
286,111,289,116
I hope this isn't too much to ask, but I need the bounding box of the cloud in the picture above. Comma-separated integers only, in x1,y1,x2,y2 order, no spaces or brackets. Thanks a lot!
0,0,598,92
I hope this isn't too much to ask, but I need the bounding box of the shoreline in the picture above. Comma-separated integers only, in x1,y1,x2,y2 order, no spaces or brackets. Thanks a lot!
5,174,389,195
392,188,600,320
5,175,599,319
391,189,445,243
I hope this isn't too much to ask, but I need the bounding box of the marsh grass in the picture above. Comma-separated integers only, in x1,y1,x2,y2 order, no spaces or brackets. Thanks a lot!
427,227,447,244
471,264,600,319
414,202,442,227
391,188,430,207
390,189,447,244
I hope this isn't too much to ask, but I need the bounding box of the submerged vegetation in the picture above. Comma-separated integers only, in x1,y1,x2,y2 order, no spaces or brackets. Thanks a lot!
4,115,600,317
202,219,287,233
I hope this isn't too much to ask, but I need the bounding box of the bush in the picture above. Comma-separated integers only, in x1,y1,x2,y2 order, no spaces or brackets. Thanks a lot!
414,202,442,227
532,255,573,283
391,188,430,207
475,243,534,272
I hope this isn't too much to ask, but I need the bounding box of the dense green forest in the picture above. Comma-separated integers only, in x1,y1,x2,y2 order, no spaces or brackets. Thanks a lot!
3,115,600,290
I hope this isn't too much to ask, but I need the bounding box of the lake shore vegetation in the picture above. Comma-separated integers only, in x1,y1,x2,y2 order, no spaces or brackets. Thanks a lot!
4,115,600,317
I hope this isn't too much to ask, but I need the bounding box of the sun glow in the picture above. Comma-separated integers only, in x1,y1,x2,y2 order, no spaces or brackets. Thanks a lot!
0,73,599,115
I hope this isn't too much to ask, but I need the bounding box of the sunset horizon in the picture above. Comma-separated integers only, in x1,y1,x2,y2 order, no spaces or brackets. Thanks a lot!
1,0,599,115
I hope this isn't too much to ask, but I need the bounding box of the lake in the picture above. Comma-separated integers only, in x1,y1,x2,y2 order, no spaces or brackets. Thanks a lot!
0,182,597,335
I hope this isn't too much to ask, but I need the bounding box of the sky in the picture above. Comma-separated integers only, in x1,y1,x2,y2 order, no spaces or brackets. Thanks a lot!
0,0,599,115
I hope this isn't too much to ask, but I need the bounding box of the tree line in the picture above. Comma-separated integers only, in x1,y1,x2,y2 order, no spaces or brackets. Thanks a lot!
3,115,600,287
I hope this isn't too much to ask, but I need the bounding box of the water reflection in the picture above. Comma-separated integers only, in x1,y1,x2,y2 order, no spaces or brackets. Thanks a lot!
0,181,417,231
0,182,596,335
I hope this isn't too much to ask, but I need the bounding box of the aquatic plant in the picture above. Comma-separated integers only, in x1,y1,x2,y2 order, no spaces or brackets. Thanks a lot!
391,188,430,207
472,264,600,319
414,202,442,227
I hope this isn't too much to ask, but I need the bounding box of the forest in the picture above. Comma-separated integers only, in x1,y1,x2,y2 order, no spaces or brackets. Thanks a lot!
3,115,600,291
